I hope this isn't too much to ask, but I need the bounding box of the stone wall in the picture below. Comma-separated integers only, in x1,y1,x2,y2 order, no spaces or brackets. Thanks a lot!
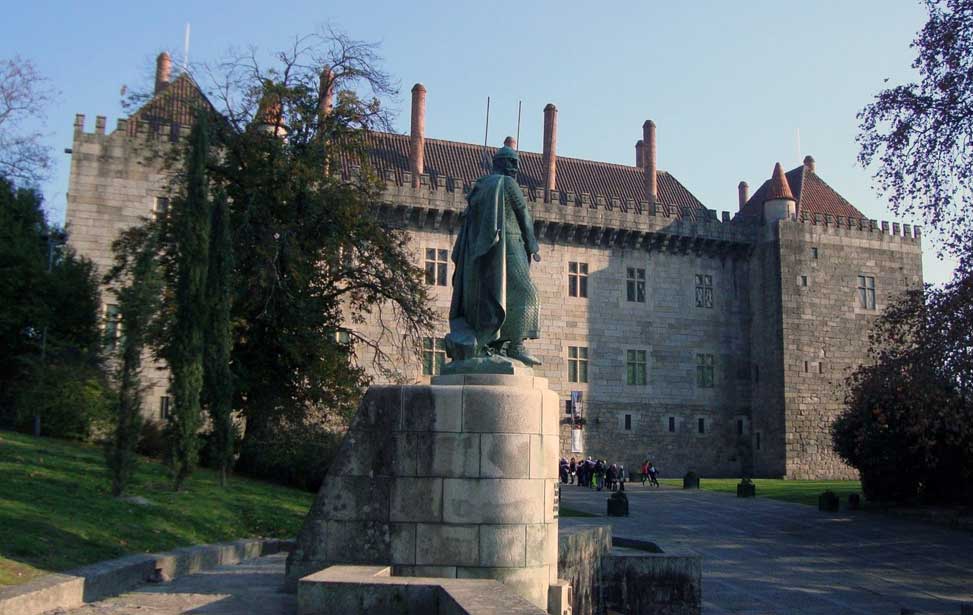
66,116,173,421
65,111,925,481
775,219,923,478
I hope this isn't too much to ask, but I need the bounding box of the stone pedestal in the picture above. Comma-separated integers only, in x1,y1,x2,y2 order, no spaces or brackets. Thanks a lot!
286,374,561,610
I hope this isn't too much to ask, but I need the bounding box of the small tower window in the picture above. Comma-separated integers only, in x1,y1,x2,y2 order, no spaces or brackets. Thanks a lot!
668,416,676,433
624,414,632,431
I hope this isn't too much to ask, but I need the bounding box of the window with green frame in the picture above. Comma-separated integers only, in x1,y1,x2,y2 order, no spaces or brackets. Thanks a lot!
567,346,589,383
422,337,446,375
696,353,714,388
626,349,647,385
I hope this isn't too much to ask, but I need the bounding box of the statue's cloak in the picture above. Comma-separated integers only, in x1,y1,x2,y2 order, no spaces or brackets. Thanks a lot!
447,173,537,356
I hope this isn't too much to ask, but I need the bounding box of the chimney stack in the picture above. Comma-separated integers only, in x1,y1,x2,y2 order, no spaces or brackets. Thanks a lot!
738,181,749,211
319,66,335,119
155,52,171,94
803,155,816,173
635,140,645,168
542,103,558,195
409,83,426,187
643,120,657,203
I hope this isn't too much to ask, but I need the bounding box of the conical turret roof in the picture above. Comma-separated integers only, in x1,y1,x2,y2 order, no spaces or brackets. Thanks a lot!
764,162,794,202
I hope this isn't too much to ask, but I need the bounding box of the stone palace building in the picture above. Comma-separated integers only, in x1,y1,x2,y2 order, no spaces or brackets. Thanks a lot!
65,54,923,479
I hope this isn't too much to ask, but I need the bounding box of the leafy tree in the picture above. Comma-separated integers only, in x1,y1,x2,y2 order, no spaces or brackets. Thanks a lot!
0,176,104,434
103,226,162,495
203,186,235,487
833,280,973,504
164,110,211,490
194,31,433,475
858,0,973,266
0,57,57,186
110,30,435,489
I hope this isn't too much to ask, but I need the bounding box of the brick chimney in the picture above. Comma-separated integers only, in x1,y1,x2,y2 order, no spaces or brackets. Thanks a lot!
155,52,171,94
542,103,558,194
738,181,749,211
635,139,645,168
409,83,426,187
319,66,334,118
643,120,657,203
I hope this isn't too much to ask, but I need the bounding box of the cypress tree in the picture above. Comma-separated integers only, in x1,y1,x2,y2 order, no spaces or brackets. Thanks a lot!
166,109,211,490
203,185,234,487
105,228,161,496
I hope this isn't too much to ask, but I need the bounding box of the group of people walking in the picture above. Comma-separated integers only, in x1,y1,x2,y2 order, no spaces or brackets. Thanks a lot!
558,457,661,490
560,457,628,491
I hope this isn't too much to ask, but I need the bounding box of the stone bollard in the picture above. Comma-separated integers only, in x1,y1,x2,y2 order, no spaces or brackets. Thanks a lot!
607,492,629,517
818,491,839,512
683,471,700,489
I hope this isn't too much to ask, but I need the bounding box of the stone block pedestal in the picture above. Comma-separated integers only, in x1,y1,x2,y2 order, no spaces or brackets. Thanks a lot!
286,374,561,610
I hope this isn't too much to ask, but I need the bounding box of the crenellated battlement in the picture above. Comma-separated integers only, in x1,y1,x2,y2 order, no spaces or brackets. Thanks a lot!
782,209,922,245
352,166,757,257
73,113,190,146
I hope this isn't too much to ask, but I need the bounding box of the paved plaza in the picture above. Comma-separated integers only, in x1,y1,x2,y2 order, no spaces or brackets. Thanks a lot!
561,484,973,615
63,486,973,614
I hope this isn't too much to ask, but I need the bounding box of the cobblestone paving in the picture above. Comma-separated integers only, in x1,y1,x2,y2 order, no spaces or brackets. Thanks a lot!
64,553,295,615
560,484,973,615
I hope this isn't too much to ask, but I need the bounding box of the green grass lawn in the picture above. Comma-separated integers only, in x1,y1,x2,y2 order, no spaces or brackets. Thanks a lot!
657,478,862,506
0,430,314,587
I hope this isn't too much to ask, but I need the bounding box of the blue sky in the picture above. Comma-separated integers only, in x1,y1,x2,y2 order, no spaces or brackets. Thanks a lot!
3,0,956,283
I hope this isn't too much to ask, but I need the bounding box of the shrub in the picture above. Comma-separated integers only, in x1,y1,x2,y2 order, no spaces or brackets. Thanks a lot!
198,422,242,470
235,420,344,492
136,420,167,459
14,363,112,441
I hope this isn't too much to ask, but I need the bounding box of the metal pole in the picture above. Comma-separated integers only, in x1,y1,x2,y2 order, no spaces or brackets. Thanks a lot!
515,100,522,152
482,96,491,171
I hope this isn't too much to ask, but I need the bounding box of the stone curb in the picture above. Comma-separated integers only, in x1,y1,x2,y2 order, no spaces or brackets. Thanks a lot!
0,537,294,615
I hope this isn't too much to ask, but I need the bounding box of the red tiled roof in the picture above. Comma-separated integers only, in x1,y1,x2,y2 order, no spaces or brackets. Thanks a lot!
740,163,866,220
765,163,794,202
356,132,707,216
126,73,212,135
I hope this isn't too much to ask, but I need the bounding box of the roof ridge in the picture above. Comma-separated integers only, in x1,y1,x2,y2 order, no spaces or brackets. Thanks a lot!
368,130,672,175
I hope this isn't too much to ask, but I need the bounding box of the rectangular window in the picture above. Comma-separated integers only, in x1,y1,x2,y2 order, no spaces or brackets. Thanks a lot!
696,353,714,388
153,197,169,219
737,419,744,436
857,275,876,309
335,330,351,344
567,346,589,383
568,262,589,298
425,249,449,286
755,431,762,450
804,360,809,373
104,304,121,350
695,274,713,308
811,247,819,259
159,396,171,420
800,275,808,287
697,418,706,434
421,337,446,376
624,414,632,431
626,267,646,303
626,349,647,385
668,416,676,433
818,362,824,374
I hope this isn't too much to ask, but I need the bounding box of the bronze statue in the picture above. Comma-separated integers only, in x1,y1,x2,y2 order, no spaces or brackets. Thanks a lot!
445,142,541,368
